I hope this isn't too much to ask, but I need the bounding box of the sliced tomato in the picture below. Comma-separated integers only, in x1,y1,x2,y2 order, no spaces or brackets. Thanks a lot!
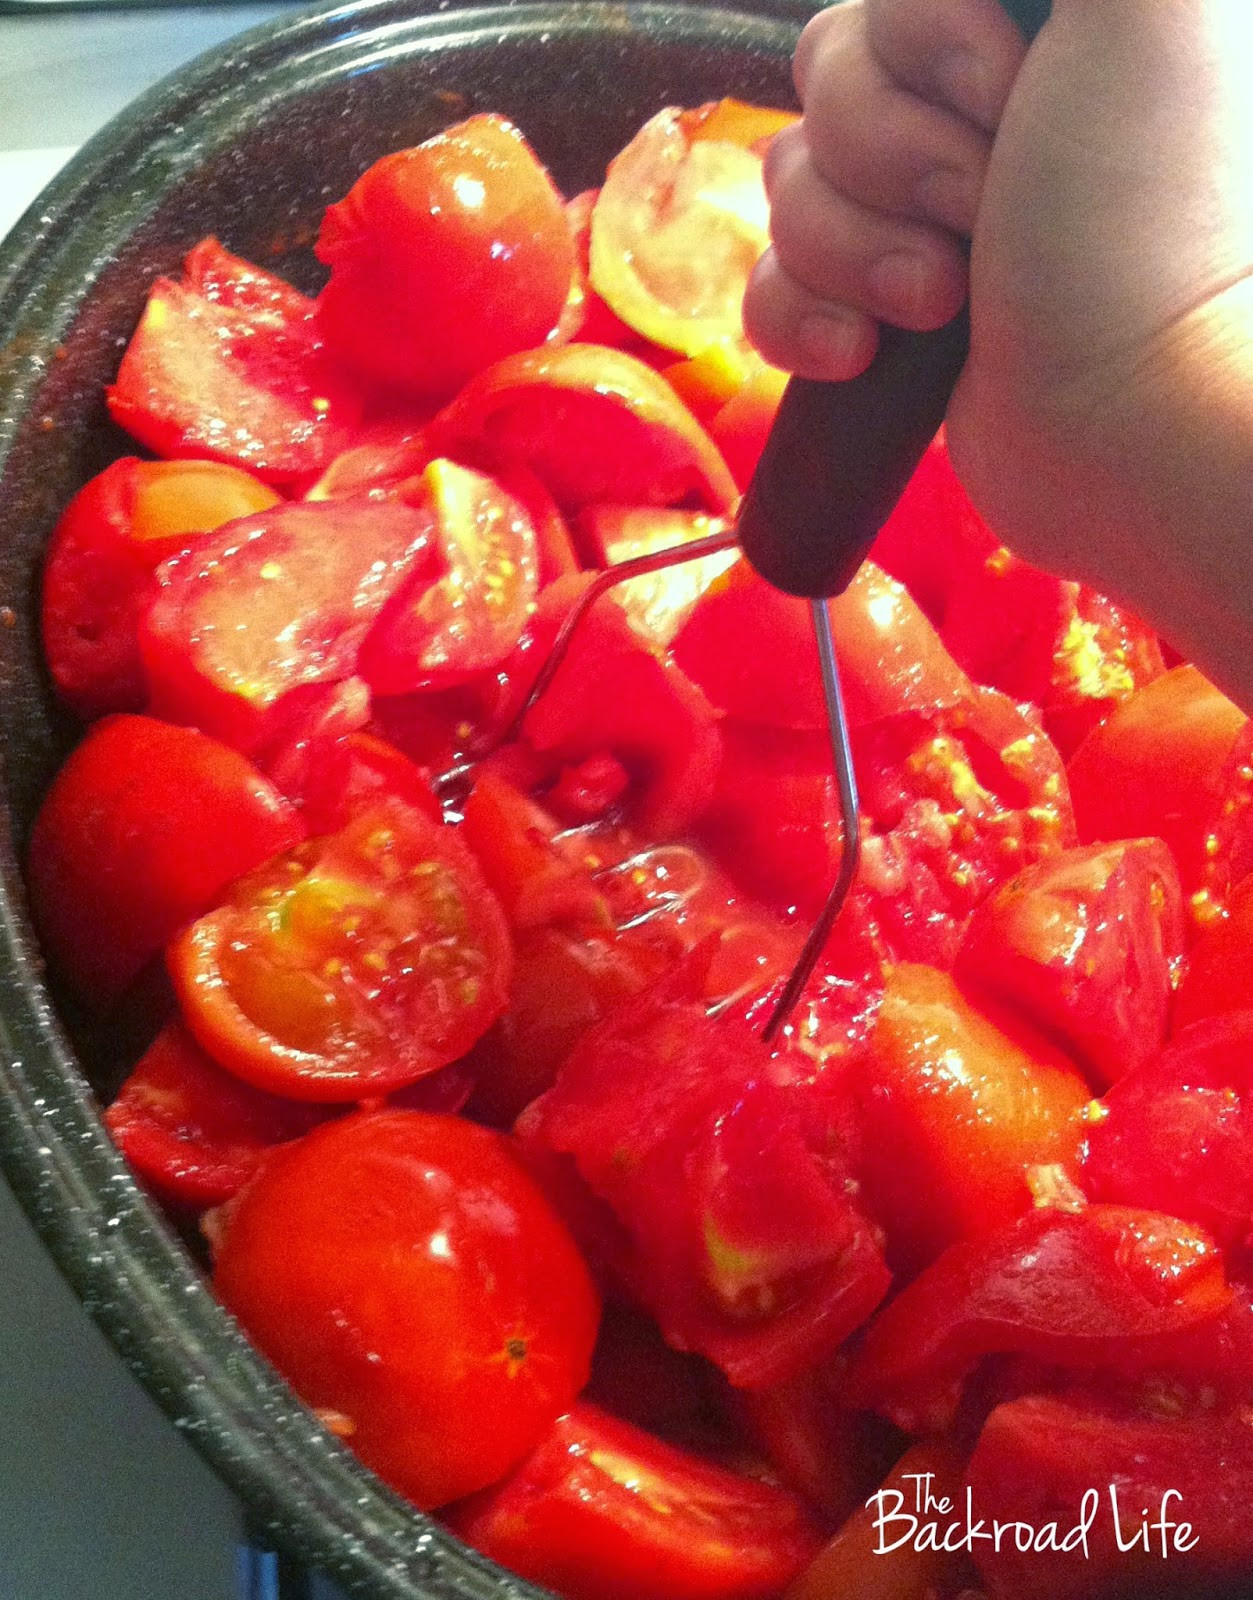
706,358,788,490
460,773,609,931
672,559,973,733
679,99,800,151
169,799,511,1101
27,714,304,1007
1176,869,1253,1026
855,964,1090,1273
560,190,653,353
356,459,539,694
483,457,580,584
317,114,575,397
1067,663,1253,918
954,839,1185,1088
575,506,738,645
288,729,442,835
429,343,738,514
107,238,361,485
213,1110,599,1509
1083,1011,1253,1250
302,414,431,502
966,1395,1253,1600
662,342,760,424
41,456,281,717
848,1205,1234,1431
448,1402,822,1600
105,1021,327,1209
589,107,770,357
141,497,435,754
519,968,890,1387
734,1368,866,1523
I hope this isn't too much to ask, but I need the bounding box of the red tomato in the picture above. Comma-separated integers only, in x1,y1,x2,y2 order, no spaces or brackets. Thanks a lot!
707,358,789,490
356,459,539,693
460,774,609,931
447,1402,822,1600
855,964,1090,1273
966,1395,1253,1600
519,964,890,1387
672,559,974,733
1067,664,1253,915
734,1368,865,1522
141,498,435,754
169,799,511,1102
561,190,652,352
302,414,431,502
955,839,1184,1088
848,1205,1234,1431
41,457,281,717
1175,868,1253,1026
212,1110,599,1508
477,456,580,585
575,506,738,647
678,98,801,150
430,343,738,514
105,1022,327,1209
317,114,574,397
1083,1011,1253,1250
289,729,442,835
27,714,304,1007
107,239,361,485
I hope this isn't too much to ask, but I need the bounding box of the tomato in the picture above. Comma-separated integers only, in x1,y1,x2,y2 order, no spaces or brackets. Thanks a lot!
460,773,609,931
662,342,760,424
447,1402,822,1600
965,1395,1253,1600
574,506,738,647
289,729,442,835
356,459,539,693
482,457,580,585
707,358,789,490
212,1110,598,1508
41,457,281,717
955,839,1184,1089
672,559,974,733
107,239,361,485
519,964,890,1387
855,964,1090,1272
105,1022,327,1209
1083,1012,1253,1250
1175,868,1253,1027
784,1442,966,1600
169,799,511,1102
317,114,574,397
141,497,435,754
430,343,738,514
734,1368,866,1523
1067,663,1253,916
561,190,652,353
848,1205,1235,1431
589,107,771,358
302,414,431,502
27,714,304,1007
679,99,800,151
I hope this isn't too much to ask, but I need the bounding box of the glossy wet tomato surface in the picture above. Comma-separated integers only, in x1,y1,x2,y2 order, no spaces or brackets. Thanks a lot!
30,102,1253,1600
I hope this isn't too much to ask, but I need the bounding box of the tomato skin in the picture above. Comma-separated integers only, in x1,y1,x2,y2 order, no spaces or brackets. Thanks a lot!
107,239,361,485
141,498,435,754
856,965,1090,1273
966,1395,1253,1600
447,1402,822,1600
286,729,442,835
105,1022,327,1209
27,714,304,1007
1083,1012,1253,1250
317,115,574,398
848,1205,1234,1431
41,457,282,718
1175,869,1253,1027
1067,664,1253,911
169,800,512,1103
430,342,738,515
212,1110,599,1509
955,839,1184,1089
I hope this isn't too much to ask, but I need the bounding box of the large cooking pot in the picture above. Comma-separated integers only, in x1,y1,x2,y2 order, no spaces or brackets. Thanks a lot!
0,2,808,1593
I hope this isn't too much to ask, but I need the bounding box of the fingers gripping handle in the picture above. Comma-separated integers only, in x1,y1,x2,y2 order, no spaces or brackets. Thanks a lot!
737,0,1052,600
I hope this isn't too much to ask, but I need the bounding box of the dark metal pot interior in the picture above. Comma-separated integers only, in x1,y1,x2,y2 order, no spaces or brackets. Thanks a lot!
0,1,810,1594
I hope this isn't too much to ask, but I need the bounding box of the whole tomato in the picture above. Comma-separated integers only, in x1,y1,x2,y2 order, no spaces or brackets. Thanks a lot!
212,1109,600,1509
316,114,575,397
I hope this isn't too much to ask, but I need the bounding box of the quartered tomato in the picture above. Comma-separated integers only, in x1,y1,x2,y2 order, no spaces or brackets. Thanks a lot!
855,964,1090,1273
678,98,800,152
142,497,435,754
42,456,281,717
317,114,575,397
357,459,539,693
575,506,738,647
107,238,361,485
448,1403,822,1600
1176,869,1253,1026
28,714,304,1007
105,1021,327,1208
169,799,511,1101
288,728,443,835
212,1110,599,1508
429,343,738,514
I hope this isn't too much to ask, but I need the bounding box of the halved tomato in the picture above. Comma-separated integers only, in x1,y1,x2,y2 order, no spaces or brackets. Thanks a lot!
107,238,361,485
169,798,511,1101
